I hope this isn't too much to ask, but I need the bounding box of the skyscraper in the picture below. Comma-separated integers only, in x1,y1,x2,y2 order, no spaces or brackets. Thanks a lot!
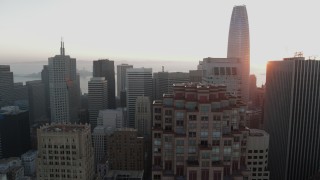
227,5,250,102
88,77,108,130
117,63,133,97
41,65,50,118
249,74,257,106
48,41,79,123
26,80,47,124
199,57,242,97
37,123,95,180
265,57,320,180
135,96,151,139
0,65,13,108
153,71,189,100
0,106,30,159
126,68,152,128
93,59,116,109
12,82,28,111
108,128,144,171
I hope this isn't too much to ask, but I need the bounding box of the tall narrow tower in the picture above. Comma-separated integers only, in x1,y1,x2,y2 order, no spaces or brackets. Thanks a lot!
48,41,79,123
227,5,250,102
93,59,116,109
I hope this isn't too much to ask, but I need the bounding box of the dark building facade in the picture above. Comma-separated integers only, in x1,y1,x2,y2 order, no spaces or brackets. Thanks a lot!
0,107,31,159
26,80,47,125
93,59,116,109
108,128,144,171
265,57,320,180
0,65,14,108
41,65,50,119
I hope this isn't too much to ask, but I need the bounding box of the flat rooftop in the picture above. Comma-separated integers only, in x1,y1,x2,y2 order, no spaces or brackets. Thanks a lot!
106,170,144,179
39,123,90,133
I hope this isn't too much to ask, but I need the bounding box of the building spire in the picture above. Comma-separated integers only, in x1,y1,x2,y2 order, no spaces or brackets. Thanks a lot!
60,37,65,56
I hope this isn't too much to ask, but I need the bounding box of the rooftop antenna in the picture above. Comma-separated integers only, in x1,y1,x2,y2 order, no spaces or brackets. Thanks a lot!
294,51,303,57
60,37,65,56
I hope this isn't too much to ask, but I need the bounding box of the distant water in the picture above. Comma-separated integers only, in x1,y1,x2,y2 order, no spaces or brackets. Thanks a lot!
14,75,92,94
8,60,198,94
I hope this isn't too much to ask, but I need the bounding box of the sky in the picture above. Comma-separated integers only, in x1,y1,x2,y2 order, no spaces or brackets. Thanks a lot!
1,0,320,84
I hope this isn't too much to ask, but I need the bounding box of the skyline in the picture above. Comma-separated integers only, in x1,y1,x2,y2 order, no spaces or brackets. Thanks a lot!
1,0,320,85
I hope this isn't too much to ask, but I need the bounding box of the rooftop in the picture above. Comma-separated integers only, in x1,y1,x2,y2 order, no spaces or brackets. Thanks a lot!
21,150,38,158
106,170,144,179
249,129,269,137
39,123,91,133
0,106,25,115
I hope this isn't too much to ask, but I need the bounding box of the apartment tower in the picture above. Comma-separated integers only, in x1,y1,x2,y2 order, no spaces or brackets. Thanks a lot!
152,83,252,180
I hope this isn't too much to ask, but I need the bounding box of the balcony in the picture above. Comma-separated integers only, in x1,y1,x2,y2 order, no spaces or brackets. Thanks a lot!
175,176,186,180
152,165,163,171
211,160,223,167
198,144,211,150
163,170,174,176
186,160,199,167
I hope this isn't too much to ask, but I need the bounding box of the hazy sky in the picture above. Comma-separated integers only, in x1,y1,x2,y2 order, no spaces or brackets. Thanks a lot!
1,0,320,82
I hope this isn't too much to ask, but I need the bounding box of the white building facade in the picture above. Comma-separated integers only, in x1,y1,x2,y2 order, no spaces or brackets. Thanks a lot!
117,64,133,97
88,77,108,129
126,68,153,128
48,42,79,123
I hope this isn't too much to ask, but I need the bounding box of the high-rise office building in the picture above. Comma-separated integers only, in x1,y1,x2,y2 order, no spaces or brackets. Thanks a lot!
93,59,116,109
120,90,127,107
227,5,250,102
249,74,257,106
246,129,270,180
92,126,108,166
135,96,151,139
126,68,152,128
117,63,133,97
265,57,320,180
199,57,242,97
41,65,50,118
0,65,13,108
21,150,37,176
26,80,47,124
0,157,26,180
153,72,189,100
108,128,144,171
0,106,30,159
97,108,125,130
88,77,108,130
12,82,29,110
48,41,80,123
152,83,258,180
189,70,203,83
37,123,94,180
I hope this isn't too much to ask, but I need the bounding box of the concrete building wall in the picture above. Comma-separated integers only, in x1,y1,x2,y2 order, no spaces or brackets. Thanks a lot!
37,124,94,180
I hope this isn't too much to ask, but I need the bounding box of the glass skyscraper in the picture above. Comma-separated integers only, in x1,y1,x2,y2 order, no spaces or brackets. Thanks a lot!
227,5,250,102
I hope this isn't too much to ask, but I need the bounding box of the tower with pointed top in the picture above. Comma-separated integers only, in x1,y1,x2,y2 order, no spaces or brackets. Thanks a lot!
48,41,80,123
227,5,250,102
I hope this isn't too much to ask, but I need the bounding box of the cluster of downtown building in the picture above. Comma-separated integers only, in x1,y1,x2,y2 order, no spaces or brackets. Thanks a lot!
0,5,320,180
